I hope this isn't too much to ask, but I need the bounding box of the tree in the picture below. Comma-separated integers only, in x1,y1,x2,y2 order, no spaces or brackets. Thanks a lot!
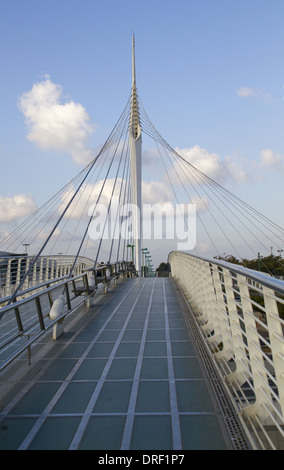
214,254,241,265
243,254,284,276
156,262,171,277
215,253,284,276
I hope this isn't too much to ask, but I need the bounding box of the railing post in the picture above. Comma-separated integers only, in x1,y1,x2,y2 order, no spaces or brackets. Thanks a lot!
198,261,219,343
14,303,24,333
211,266,234,362
223,272,250,384
263,286,284,419
45,257,49,281
15,258,22,288
39,257,44,283
32,257,37,286
6,259,12,297
238,278,273,421
35,296,45,330
83,273,93,307
51,258,55,280
55,257,60,278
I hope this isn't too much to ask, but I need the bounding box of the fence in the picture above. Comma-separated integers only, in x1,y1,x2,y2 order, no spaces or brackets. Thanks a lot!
169,251,284,450
0,257,136,373
0,254,96,300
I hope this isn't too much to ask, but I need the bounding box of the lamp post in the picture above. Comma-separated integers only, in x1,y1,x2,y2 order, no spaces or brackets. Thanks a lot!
145,254,152,277
258,252,263,271
127,244,135,264
141,248,148,278
23,244,30,256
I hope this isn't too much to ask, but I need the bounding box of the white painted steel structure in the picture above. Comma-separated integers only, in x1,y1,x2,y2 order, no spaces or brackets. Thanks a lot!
0,254,94,300
129,35,142,275
169,251,284,450
0,256,136,371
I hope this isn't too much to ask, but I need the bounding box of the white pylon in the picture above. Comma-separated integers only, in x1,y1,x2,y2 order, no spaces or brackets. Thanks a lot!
129,35,142,275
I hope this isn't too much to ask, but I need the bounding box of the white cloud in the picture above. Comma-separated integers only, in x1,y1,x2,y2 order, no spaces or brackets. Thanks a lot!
174,145,227,182
0,194,37,222
237,87,255,97
18,76,95,165
190,195,209,213
58,178,174,221
142,180,173,204
260,149,284,171
196,242,211,254
224,155,249,183
236,87,272,101
170,145,250,186
59,179,124,220
172,145,284,186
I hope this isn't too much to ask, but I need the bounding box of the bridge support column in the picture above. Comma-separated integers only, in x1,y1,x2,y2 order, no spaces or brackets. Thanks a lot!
129,36,142,276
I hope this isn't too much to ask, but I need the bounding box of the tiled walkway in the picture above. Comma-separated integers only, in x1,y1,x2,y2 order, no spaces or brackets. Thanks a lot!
0,278,233,450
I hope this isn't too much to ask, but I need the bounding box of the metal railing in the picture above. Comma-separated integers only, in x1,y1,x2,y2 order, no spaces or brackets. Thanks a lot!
0,254,96,301
0,258,136,372
169,251,284,450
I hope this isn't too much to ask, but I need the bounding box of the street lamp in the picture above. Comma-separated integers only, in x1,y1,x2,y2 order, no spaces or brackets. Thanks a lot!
23,244,30,256
141,248,149,278
127,244,135,263
258,252,263,271
145,254,153,276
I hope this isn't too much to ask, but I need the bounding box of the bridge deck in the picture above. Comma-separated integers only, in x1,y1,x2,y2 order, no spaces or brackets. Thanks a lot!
0,277,234,450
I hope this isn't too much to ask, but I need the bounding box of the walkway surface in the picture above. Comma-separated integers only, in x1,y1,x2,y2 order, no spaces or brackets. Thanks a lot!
0,277,234,450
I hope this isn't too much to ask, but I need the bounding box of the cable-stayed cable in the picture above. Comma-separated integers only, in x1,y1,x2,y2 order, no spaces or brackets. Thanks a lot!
138,93,284,271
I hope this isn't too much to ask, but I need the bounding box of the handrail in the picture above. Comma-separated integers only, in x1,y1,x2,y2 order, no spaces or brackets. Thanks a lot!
183,252,284,295
0,274,70,308
0,259,136,373
168,251,284,450
0,254,95,301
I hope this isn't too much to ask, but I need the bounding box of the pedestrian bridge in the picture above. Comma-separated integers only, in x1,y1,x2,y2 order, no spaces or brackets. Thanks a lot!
1,37,284,451
1,251,284,450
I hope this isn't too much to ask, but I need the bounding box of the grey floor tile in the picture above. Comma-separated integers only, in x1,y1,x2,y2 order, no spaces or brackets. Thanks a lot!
180,415,228,450
130,415,172,450
93,381,132,413
78,416,126,450
51,382,96,414
135,381,170,412
106,358,137,380
73,359,108,380
28,416,82,450
175,380,215,412
140,358,168,379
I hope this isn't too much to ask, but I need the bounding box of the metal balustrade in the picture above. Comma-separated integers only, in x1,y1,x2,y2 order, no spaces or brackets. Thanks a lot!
0,254,95,300
0,257,136,373
169,251,284,450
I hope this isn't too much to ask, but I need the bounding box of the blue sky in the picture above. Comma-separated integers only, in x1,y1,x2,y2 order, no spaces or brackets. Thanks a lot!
1,0,284,265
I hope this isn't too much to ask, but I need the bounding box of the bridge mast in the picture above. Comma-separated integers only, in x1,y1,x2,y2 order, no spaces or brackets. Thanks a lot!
129,35,142,275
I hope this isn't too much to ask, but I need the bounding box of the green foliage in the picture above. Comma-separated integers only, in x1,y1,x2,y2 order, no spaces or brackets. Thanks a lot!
212,254,284,320
215,253,284,277
243,254,284,275
156,262,171,277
